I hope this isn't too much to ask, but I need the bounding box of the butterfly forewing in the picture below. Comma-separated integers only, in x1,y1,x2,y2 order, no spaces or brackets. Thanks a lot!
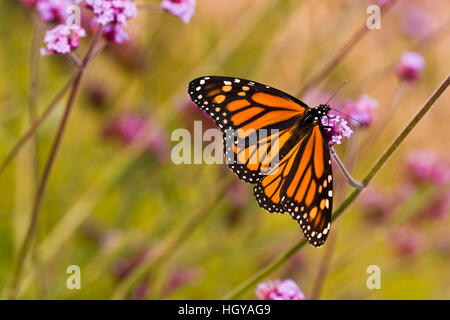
188,76,306,183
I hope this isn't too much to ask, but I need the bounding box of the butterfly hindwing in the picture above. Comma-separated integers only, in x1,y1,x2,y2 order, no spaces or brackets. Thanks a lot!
281,125,332,247
254,124,332,247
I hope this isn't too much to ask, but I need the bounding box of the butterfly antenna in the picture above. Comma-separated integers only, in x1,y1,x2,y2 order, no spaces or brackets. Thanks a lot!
325,80,348,105
324,81,365,126
329,107,365,126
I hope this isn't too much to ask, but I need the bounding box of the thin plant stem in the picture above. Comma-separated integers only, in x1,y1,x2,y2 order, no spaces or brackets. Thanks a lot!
0,39,105,178
8,28,103,299
296,0,398,97
0,74,77,176
68,52,83,68
137,3,162,11
28,15,46,298
222,74,450,300
28,15,43,181
111,175,236,300
361,81,407,156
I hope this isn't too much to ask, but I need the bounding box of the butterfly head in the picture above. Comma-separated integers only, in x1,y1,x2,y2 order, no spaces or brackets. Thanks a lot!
311,104,330,123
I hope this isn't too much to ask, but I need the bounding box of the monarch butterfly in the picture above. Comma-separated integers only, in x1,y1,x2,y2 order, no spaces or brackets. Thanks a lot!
188,76,341,247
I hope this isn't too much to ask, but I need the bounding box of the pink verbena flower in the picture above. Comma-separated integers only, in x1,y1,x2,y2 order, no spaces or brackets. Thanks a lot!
389,226,423,257
405,150,450,186
227,181,249,208
360,187,395,223
86,0,137,26
164,268,197,296
21,0,38,7
22,0,75,23
396,51,425,83
37,0,74,22
425,191,450,220
377,0,393,8
41,23,86,55
103,112,170,162
401,5,436,40
104,112,146,144
161,0,196,24
101,23,129,43
86,0,138,43
344,94,379,127
256,279,305,300
321,115,353,146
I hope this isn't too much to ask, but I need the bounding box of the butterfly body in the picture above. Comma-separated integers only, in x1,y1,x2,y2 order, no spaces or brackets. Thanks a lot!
188,76,334,247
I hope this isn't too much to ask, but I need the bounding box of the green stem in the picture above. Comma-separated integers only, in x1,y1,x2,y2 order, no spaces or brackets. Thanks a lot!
223,74,450,300
28,15,43,181
111,176,236,300
8,28,103,299
0,37,104,178
0,74,77,176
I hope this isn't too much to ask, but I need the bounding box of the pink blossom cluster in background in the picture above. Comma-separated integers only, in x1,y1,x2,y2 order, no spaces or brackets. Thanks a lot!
256,279,305,300
85,0,137,43
22,0,139,55
361,149,449,256
343,94,379,127
396,51,425,83
22,0,198,56
40,23,86,55
161,0,196,24
103,112,170,163
405,150,450,186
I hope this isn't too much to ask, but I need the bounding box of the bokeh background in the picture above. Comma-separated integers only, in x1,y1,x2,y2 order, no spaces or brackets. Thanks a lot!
0,0,449,299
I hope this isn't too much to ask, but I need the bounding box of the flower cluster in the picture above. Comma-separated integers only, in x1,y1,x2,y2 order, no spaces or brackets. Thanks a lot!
22,0,139,56
256,279,305,300
360,188,396,223
425,191,450,220
343,94,379,127
161,0,196,24
103,112,170,162
22,0,74,23
396,51,425,83
321,115,353,146
85,0,138,43
404,150,450,186
401,5,436,40
389,226,424,257
40,23,86,55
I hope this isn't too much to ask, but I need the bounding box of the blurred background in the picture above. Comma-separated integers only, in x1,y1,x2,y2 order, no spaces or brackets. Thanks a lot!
0,0,449,299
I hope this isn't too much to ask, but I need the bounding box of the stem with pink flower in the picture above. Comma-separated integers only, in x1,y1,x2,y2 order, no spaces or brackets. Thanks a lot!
8,27,103,300
223,73,450,300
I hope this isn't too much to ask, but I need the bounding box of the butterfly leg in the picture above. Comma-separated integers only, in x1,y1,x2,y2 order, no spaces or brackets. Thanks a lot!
330,147,366,189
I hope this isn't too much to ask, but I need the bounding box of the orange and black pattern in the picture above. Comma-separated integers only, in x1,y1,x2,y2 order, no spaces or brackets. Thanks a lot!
188,76,333,247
